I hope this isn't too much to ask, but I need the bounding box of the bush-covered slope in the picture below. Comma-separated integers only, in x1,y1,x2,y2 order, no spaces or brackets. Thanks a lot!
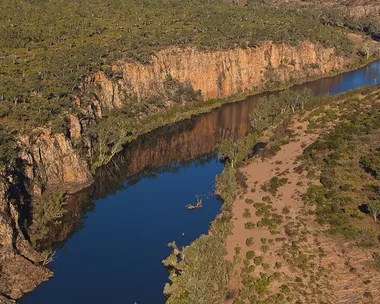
1,1,354,107
252,0,380,39
1,0,370,173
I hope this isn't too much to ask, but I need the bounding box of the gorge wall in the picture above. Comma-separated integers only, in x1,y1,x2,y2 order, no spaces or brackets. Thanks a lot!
79,41,344,115
18,41,347,210
18,128,93,197
0,40,361,302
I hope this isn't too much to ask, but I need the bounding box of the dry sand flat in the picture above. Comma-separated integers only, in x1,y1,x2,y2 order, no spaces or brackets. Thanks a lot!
225,99,380,304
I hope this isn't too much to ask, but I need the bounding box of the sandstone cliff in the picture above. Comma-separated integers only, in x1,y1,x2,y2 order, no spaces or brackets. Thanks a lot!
78,42,344,115
70,41,347,165
18,128,93,197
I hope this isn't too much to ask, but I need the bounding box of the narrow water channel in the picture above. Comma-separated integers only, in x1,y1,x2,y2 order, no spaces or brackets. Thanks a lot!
21,60,380,304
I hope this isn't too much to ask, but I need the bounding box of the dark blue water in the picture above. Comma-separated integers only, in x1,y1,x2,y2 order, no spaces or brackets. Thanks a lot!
22,156,224,304
21,60,380,304
293,60,380,95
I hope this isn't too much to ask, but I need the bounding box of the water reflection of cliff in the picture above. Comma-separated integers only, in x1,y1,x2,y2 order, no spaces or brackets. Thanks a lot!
44,95,260,248
41,189,95,249
93,97,258,197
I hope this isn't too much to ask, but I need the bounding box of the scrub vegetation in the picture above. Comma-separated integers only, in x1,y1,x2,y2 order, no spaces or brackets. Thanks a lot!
1,0,354,104
254,0,380,40
229,86,380,303
1,0,375,171
302,91,380,244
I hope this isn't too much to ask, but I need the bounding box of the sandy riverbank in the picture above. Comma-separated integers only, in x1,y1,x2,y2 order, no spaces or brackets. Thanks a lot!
225,92,380,303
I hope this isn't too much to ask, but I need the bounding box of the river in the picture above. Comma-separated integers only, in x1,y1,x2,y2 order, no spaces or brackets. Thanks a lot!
21,60,380,304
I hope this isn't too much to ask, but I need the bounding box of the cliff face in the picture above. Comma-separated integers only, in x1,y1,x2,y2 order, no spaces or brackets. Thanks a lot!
78,42,344,115
18,42,346,195
0,179,13,251
18,41,334,196
18,128,93,197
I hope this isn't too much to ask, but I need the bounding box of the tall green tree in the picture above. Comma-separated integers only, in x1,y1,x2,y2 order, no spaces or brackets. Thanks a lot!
218,135,256,168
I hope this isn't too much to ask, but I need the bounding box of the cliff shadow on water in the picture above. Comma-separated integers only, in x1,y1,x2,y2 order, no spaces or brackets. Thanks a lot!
39,95,261,249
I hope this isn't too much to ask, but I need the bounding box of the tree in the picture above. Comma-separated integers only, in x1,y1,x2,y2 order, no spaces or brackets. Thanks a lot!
218,140,240,168
0,126,18,169
250,109,268,135
218,135,257,168
250,97,273,135
368,200,380,222
164,235,232,304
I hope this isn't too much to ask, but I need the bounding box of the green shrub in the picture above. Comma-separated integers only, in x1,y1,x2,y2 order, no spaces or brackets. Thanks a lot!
243,208,252,218
280,285,290,294
261,177,288,195
282,206,290,214
373,252,380,271
254,256,264,265
245,198,254,204
246,237,254,247
246,251,255,260
262,263,270,270
245,265,255,273
360,149,380,179
245,222,256,230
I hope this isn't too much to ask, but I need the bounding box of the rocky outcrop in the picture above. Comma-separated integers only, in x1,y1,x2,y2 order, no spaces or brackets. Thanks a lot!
0,253,52,300
0,126,93,302
67,114,82,142
78,42,345,115
346,4,380,20
18,128,93,197
0,179,14,251
0,295,15,304
0,176,52,302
